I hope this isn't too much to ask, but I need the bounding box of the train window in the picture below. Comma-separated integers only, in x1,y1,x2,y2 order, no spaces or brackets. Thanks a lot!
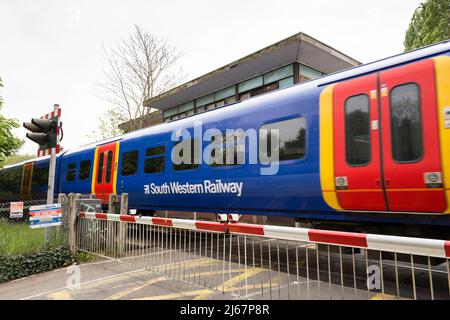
172,139,200,171
97,153,104,183
9,168,21,191
145,146,165,174
390,83,423,163
259,117,306,162
121,151,138,176
32,166,49,186
209,132,244,167
79,160,91,180
66,163,77,182
105,151,113,183
345,94,371,166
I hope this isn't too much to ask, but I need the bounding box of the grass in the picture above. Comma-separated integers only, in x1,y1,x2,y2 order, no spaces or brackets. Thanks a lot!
0,220,66,256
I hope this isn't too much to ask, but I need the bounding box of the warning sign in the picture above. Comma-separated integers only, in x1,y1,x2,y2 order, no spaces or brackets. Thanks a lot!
10,202,24,218
29,203,62,229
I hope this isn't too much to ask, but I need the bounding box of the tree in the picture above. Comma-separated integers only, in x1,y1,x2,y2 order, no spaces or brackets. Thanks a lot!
2,154,34,166
0,78,23,168
91,25,185,141
404,0,450,51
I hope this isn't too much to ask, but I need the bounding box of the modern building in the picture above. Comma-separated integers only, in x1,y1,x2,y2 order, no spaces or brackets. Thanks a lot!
120,32,360,131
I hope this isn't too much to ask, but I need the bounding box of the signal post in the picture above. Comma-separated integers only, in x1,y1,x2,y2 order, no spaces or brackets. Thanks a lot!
23,104,62,242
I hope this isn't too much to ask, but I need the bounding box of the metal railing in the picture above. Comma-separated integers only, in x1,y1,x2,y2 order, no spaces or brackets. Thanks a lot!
76,212,450,300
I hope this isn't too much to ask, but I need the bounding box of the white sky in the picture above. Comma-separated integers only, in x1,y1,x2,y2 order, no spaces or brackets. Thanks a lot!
0,0,423,155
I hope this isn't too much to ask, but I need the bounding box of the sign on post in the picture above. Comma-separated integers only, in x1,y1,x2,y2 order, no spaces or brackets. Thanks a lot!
29,203,62,229
10,202,24,218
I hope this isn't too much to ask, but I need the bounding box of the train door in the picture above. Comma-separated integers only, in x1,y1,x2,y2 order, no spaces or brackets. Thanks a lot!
332,74,386,211
92,142,119,203
21,162,33,200
332,59,447,213
379,59,446,212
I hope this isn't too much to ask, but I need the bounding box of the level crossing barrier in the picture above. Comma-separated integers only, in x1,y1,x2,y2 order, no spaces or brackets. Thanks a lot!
75,210,450,300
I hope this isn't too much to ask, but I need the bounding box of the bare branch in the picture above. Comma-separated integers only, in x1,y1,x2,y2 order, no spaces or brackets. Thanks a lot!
91,25,185,139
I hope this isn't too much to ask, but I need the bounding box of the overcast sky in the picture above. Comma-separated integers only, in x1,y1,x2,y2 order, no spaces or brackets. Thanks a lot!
0,0,423,155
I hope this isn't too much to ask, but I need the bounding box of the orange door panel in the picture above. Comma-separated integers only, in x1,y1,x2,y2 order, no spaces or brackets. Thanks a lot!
333,74,386,211
92,142,119,203
379,59,447,212
21,162,33,200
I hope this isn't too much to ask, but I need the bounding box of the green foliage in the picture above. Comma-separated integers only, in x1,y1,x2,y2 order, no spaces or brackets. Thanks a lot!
2,154,35,166
0,221,66,256
0,78,24,167
0,247,77,283
404,0,450,51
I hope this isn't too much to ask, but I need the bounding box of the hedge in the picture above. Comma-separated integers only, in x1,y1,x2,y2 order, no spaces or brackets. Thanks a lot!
0,247,77,283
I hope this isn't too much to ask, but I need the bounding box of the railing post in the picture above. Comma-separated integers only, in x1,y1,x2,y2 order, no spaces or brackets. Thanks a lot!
58,193,68,234
120,193,128,215
118,193,128,257
68,193,80,254
108,193,118,214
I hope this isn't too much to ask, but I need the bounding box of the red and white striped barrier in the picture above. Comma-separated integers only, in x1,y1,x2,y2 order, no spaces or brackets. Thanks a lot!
78,212,450,259
79,212,227,233
227,223,450,259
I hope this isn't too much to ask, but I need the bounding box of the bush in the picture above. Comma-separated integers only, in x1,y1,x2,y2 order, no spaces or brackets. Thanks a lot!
0,247,77,283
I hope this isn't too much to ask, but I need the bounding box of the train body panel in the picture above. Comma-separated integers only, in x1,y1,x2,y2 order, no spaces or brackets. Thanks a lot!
1,41,450,228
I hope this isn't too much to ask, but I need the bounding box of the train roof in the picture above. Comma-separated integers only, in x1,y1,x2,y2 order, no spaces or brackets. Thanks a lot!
37,40,450,158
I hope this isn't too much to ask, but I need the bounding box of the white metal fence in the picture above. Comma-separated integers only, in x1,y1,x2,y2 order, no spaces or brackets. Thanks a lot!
76,212,450,300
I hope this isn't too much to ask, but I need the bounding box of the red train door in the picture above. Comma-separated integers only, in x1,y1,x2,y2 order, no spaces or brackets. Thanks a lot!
92,142,119,203
21,162,33,200
379,60,446,212
333,74,386,211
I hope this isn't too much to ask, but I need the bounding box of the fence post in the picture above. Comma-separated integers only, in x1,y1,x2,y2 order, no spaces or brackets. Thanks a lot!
58,194,68,240
67,193,80,253
120,193,128,215
118,193,128,257
108,193,118,214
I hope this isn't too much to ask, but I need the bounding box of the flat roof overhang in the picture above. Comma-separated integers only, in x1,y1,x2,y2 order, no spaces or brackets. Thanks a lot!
144,32,360,111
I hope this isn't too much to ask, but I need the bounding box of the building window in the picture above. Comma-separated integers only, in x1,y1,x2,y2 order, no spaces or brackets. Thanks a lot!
215,86,236,101
390,83,423,163
172,139,200,171
265,82,279,92
196,94,214,107
215,100,225,108
239,92,251,101
345,94,371,166
259,117,306,162
164,107,178,120
279,77,294,89
121,151,139,176
66,163,77,182
178,101,194,113
238,76,264,93
145,146,165,174
264,65,294,84
79,160,91,180
299,64,324,82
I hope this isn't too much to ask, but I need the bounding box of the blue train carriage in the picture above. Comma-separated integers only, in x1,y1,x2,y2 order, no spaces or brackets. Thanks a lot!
90,41,449,226
0,154,63,202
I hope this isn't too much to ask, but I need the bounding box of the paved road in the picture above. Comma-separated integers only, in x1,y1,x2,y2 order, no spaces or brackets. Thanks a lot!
0,256,399,300
0,259,239,300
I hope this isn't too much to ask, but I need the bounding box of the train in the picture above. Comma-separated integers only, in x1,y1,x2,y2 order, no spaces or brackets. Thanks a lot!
1,40,450,237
